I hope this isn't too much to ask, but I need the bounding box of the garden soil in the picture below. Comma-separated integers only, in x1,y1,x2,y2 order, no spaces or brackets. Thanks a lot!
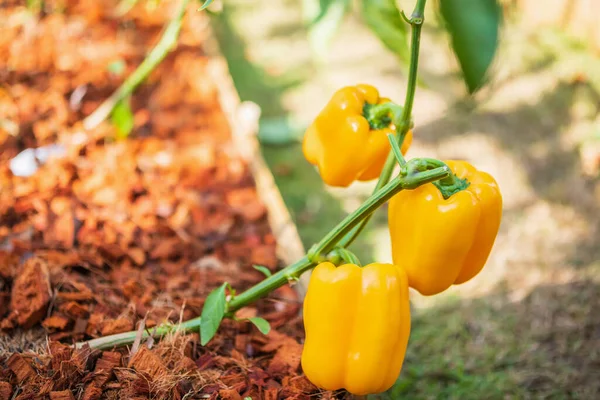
0,1,342,398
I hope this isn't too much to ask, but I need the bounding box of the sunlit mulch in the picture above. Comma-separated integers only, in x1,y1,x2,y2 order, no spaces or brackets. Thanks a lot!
0,1,341,398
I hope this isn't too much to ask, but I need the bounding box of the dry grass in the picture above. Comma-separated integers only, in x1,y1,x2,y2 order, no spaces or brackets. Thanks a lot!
0,328,48,357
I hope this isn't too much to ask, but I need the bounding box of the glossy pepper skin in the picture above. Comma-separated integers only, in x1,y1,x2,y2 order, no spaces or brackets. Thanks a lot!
301,262,411,395
302,84,412,187
388,160,502,296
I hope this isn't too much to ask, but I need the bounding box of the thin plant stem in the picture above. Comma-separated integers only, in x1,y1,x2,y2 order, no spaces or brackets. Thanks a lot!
387,133,407,167
76,0,435,352
77,164,449,350
83,0,190,130
338,0,427,249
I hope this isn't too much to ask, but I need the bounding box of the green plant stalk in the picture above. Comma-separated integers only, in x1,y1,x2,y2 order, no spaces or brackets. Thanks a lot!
387,133,407,167
363,102,404,126
398,0,426,132
307,164,448,259
329,247,362,266
337,0,427,249
83,0,190,130
77,164,449,350
78,0,433,351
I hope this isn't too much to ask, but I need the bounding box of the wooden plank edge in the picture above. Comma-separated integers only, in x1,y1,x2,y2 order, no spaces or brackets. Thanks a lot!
201,18,310,298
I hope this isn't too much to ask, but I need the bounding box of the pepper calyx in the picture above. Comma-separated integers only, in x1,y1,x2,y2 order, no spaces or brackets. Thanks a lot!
363,102,393,130
433,174,470,199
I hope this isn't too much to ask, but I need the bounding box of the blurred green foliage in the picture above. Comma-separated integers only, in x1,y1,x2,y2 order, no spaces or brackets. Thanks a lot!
110,97,134,139
304,0,501,94
361,0,410,63
439,0,501,93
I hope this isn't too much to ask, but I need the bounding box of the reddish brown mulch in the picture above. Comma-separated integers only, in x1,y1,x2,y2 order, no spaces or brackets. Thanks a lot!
0,2,345,398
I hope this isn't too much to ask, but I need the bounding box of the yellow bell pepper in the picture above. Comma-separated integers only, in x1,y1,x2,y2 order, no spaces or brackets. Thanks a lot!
302,84,412,187
301,262,411,395
388,160,502,296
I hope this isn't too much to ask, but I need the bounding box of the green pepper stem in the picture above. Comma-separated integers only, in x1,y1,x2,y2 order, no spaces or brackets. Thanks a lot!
433,170,470,199
398,0,425,134
332,247,362,266
76,0,434,351
364,102,405,123
363,102,405,130
307,164,448,259
387,133,407,168
402,158,468,198
77,164,449,350
338,0,426,249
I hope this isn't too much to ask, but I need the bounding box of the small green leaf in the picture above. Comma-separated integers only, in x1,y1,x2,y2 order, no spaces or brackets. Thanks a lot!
198,0,213,11
200,282,227,345
253,264,272,277
248,317,271,335
110,97,134,140
439,0,502,93
225,283,237,299
303,0,351,62
361,0,410,62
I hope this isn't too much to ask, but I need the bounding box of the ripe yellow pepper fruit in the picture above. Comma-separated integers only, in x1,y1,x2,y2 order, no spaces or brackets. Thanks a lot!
302,84,412,187
388,160,502,296
301,262,411,395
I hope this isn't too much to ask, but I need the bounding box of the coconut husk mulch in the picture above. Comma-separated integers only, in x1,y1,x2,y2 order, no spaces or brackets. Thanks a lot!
0,2,347,398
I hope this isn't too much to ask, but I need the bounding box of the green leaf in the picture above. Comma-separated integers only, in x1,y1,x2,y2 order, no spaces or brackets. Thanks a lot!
439,0,502,93
198,0,213,11
253,264,272,277
248,317,271,335
110,96,134,140
361,0,410,62
303,0,351,62
200,282,227,345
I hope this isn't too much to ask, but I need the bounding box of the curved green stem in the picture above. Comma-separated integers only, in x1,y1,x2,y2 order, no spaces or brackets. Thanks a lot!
397,0,425,137
406,158,456,184
387,133,407,168
364,102,404,123
76,0,433,352
227,256,313,310
337,0,426,249
330,247,362,266
363,102,405,131
78,163,449,350
336,151,398,249
403,158,468,198
83,0,190,130
308,163,448,259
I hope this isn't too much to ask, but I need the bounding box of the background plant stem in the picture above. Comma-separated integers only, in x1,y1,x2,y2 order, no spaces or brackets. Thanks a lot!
77,0,433,351
78,164,448,350
83,0,190,130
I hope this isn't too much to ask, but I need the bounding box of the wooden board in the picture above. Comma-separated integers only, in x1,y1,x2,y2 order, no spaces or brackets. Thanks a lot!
202,20,310,298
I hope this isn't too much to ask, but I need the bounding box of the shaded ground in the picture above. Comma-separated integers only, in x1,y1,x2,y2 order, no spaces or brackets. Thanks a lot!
213,0,600,398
